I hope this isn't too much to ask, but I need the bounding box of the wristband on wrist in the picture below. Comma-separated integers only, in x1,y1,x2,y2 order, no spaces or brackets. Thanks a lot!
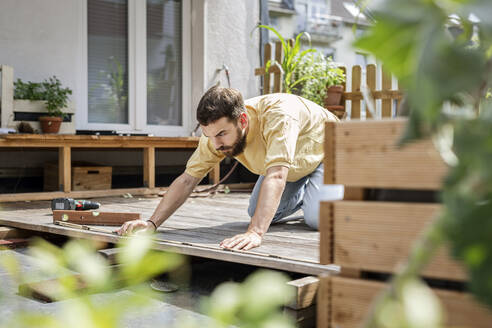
146,220,158,231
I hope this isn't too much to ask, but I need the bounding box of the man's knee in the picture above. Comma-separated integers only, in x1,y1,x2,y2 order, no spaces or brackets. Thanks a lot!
303,206,319,230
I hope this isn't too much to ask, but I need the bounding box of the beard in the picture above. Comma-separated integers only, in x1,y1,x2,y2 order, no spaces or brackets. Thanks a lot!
218,126,247,158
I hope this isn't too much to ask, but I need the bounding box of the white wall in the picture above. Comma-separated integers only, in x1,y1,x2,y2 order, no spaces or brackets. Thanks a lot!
0,0,81,102
205,0,261,99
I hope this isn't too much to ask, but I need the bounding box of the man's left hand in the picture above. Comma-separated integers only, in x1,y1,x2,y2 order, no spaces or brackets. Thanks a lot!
220,231,262,251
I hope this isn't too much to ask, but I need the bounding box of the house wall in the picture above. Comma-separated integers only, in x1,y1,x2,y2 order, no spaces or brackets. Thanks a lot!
0,0,261,182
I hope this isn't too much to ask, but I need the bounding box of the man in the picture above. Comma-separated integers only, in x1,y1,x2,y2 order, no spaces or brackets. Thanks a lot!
116,86,341,250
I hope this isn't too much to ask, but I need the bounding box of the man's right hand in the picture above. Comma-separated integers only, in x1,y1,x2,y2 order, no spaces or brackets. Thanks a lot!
115,219,155,236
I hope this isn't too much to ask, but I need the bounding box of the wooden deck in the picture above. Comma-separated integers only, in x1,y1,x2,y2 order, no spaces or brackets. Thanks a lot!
0,193,338,275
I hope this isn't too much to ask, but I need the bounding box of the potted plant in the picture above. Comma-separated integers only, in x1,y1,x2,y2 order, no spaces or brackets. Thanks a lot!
14,76,72,133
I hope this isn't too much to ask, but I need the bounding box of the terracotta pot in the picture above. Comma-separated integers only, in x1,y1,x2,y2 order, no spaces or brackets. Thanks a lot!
39,116,63,134
324,85,344,107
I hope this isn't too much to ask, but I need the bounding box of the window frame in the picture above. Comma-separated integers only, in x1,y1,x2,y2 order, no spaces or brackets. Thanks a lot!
76,0,192,136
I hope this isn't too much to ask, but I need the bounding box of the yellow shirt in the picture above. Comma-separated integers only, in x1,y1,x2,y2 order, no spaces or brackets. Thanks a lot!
185,93,339,182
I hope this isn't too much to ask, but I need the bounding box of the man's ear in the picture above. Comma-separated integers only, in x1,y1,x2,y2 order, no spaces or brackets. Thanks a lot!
240,112,248,129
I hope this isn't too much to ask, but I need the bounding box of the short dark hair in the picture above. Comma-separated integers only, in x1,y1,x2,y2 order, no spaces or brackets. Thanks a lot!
196,85,244,125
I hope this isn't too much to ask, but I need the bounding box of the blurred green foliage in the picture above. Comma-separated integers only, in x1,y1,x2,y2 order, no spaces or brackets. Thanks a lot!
353,0,492,325
0,234,294,328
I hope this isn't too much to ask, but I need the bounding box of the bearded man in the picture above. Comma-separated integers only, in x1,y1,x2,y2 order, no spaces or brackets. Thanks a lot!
117,86,342,250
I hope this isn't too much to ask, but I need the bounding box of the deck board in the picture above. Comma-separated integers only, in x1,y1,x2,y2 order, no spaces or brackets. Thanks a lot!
0,193,337,275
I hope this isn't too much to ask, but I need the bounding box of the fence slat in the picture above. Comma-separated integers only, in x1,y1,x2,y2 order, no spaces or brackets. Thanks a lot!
273,41,283,93
366,64,376,119
382,66,392,118
351,66,362,119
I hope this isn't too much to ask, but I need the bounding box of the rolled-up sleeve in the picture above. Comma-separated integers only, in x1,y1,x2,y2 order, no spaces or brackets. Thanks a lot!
185,135,224,179
262,113,300,171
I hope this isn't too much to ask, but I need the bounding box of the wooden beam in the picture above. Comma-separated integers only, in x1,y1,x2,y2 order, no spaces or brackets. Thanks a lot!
343,90,403,101
58,146,71,192
323,121,335,185
0,238,29,249
143,147,155,188
287,276,319,310
316,274,331,328
0,226,28,239
319,201,333,265
53,210,141,226
333,201,467,281
382,66,393,117
351,65,361,118
273,41,283,93
0,187,169,202
284,305,316,328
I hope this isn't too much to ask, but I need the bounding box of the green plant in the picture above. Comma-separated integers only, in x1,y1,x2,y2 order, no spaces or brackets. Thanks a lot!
0,234,294,328
14,76,72,117
258,25,316,94
293,51,345,106
351,0,492,326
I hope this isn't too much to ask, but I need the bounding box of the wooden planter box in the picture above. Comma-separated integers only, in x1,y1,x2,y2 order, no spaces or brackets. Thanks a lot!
44,163,112,191
317,276,492,328
317,119,492,327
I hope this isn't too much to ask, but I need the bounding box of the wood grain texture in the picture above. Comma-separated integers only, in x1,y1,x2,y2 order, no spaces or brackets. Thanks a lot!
0,134,199,148
329,276,492,328
382,66,392,117
53,210,140,225
333,201,467,281
316,273,331,328
72,166,112,191
0,194,339,275
263,42,272,94
59,146,71,192
323,122,335,185
324,119,447,189
273,41,283,93
287,276,319,310
143,147,155,188
319,201,333,265
351,66,362,119
366,64,376,119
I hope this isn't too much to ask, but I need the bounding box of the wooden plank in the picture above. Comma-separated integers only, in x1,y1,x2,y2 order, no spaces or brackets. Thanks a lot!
72,166,112,191
0,218,336,276
0,226,28,239
59,146,71,192
0,65,14,129
350,66,361,119
327,119,447,189
287,276,319,310
99,247,121,265
333,201,467,281
263,42,272,94
0,135,199,148
316,274,330,328
254,65,282,76
0,187,169,202
342,187,364,201
323,121,335,185
273,40,283,93
365,64,376,119
382,66,392,117
330,276,492,328
284,305,315,328
319,202,333,265
19,274,86,302
143,147,155,188
0,238,29,249
53,210,140,226
343,90,403,101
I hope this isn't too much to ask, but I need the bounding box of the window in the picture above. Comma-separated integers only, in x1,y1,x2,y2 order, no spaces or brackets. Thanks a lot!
88,0,129,124
82,0,190,135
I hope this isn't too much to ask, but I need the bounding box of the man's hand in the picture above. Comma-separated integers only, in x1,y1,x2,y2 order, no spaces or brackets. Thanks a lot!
220,231,262,251
115,219,155,236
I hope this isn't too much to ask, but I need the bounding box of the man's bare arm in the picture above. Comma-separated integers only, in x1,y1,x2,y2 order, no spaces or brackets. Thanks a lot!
116,172,200,235
220,165,288,250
